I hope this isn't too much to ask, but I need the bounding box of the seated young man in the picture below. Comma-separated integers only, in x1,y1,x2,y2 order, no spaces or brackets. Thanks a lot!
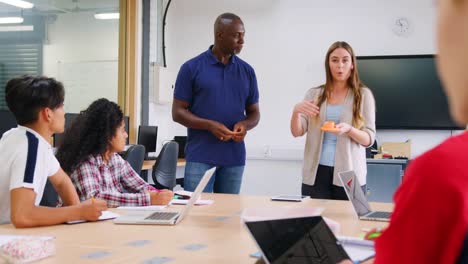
55,98,173,207
0,75,107,228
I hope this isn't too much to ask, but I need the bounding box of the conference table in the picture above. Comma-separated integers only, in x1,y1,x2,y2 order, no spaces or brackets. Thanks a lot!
0,194,392,263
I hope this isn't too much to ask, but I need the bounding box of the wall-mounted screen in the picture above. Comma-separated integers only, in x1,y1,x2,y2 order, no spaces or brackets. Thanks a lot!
357,55,460,130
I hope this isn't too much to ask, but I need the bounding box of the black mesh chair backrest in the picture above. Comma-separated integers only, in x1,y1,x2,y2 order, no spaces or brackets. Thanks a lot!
152,141,179,190
122,144,146,176
40,179,59,207
0,110,17,140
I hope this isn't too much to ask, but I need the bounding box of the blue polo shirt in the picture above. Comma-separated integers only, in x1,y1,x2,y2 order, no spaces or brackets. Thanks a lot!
174,46,259,166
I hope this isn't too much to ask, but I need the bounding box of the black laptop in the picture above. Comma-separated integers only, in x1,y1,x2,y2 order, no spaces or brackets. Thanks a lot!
244,216,349,264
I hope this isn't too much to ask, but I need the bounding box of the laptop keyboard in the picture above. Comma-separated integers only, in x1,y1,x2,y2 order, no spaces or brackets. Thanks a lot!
144,212,178,221
367,211,391,219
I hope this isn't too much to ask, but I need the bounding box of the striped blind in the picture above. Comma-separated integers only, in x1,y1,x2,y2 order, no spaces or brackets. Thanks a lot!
0,42,42,109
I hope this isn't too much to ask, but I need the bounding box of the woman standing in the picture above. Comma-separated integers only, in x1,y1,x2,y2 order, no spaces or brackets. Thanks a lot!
290,41,376,200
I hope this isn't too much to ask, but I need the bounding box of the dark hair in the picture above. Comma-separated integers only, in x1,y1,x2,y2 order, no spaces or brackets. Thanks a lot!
56,98,124,174
214,12,242,33
5,75,64,125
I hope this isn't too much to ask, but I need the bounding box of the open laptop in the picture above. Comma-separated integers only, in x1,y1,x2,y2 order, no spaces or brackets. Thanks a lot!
244,216,349,264
338,170,391,222
114,168,215,225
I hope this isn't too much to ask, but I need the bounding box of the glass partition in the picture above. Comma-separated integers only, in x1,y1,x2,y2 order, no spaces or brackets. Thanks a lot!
0,0,120,113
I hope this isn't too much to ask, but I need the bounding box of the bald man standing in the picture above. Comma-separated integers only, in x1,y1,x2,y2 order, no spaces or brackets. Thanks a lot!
172,13,260,194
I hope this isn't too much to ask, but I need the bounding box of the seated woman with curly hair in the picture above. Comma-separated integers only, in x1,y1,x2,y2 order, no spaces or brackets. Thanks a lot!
56,98,173,207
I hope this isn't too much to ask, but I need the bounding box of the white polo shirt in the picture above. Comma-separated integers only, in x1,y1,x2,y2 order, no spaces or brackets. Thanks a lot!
0,126,60,224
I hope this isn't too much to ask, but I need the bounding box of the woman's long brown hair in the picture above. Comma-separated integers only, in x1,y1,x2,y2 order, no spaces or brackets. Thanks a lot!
316,41,365,128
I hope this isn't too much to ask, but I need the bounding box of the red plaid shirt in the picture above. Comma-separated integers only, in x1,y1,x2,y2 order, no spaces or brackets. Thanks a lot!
70,153,157,207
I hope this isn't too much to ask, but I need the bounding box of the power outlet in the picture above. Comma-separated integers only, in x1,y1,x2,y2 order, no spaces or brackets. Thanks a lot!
263,145,272,158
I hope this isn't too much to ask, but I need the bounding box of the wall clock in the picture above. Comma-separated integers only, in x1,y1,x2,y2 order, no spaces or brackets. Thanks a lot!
392,17,412,37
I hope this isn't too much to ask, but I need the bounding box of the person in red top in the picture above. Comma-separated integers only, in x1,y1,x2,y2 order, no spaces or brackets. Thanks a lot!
372,133,468,263
341,0,468,263
374,0,468,262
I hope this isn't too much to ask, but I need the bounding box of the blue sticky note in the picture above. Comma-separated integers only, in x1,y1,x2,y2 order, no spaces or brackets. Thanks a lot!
181,243,207,251
214,216,231,222
81,251,112,259
141,257,174,264
232,211,242,215
250,251,262,258
127,240,152,247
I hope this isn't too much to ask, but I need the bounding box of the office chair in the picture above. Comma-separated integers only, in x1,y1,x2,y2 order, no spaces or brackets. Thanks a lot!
0,109,17,139
122,144,146,178
40,179,59,207
152,141,179,190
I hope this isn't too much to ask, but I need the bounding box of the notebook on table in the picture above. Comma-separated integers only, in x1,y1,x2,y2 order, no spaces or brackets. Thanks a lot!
338,170,391,222
66,211,119,224
113,168,215,225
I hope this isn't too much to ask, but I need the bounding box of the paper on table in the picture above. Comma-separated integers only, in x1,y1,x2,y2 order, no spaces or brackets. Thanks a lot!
65,211,119,224
174,190,194,197
338,236,375,261
0,235,54,247
171,190,213,205
171,199,214,205
116,205,167,211
338,236,374,247
241,207,324,222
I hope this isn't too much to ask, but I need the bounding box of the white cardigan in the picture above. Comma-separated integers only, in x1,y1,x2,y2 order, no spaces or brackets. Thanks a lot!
300,86,376,186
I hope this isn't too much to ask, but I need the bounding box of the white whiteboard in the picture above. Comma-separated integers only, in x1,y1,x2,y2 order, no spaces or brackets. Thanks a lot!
57,60,118,113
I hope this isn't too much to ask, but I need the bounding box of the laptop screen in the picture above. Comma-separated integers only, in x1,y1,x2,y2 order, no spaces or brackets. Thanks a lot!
174,167,215,224
339,171,372,217
245,216,349,264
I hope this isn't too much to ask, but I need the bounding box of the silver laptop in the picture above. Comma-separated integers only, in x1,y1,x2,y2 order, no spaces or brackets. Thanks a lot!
338,170,391,222
114,168,215,225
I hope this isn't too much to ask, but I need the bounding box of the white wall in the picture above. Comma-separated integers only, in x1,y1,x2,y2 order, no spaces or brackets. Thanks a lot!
150,0,461,195
43,12,119,113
